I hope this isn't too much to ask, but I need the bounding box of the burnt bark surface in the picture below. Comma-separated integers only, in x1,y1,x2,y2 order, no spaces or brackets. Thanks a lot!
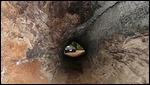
74,1,149,84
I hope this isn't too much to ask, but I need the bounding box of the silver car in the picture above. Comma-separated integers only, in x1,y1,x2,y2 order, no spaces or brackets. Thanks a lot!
64,45,76,53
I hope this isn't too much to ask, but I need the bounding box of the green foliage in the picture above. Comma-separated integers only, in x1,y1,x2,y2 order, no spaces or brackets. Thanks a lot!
71,42,83,50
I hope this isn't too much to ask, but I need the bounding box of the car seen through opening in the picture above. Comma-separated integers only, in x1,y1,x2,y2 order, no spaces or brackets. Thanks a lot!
64,42,85,57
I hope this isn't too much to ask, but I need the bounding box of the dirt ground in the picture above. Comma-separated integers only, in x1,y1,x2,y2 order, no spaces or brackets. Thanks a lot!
64,50,85,57
1,32,149,84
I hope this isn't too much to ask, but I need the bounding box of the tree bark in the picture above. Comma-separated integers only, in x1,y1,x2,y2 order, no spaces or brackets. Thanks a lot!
1,1,149,84
74,1,149,84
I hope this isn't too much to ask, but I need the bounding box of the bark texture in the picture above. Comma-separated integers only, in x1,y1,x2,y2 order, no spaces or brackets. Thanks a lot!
1,1,149,84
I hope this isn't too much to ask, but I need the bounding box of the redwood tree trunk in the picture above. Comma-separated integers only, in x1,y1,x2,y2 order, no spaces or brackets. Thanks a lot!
1,1,149,84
